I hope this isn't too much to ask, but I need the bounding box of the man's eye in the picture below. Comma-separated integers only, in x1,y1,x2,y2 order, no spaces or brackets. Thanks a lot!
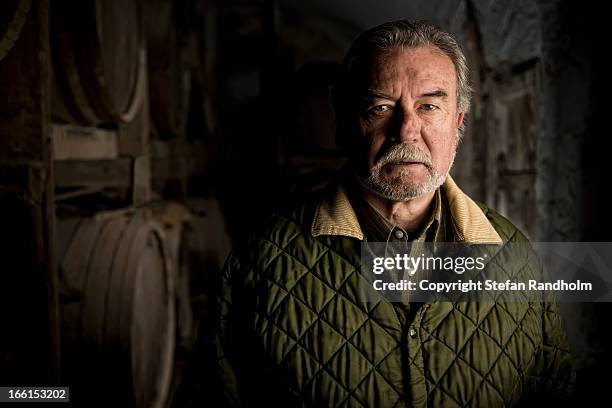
369,104,393,113
419,104,437,111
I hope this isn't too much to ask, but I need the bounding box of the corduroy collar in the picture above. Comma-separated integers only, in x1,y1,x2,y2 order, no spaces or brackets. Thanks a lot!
311,175,502,244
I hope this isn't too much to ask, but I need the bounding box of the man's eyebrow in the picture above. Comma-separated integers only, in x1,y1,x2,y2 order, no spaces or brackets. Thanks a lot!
362,89,395,100
420,90,448,98
361,89,449,100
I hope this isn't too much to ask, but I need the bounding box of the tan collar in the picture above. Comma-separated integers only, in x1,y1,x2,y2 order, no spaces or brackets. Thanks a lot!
311,175,502,243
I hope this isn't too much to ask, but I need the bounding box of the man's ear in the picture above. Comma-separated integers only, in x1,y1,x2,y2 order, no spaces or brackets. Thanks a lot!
457,112,465,129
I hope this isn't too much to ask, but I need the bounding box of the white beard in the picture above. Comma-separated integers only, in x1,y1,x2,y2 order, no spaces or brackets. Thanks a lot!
363,143,456,201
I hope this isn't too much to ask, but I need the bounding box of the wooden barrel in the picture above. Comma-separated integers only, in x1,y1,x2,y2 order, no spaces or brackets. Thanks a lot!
148,202,199,352
146,0,191,138
50,0,145,125
58,210,175,407
149,200,231,349
0,0,30,62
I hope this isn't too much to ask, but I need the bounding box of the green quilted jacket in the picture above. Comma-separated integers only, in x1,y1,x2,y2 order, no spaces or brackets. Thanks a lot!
202,176,575,407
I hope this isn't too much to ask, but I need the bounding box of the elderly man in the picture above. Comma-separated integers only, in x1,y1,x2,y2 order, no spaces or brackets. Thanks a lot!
196,21,574,407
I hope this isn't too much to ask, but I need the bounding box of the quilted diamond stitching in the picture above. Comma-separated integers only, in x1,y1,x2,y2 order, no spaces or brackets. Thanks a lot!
255,235,403,399
224,209,570,407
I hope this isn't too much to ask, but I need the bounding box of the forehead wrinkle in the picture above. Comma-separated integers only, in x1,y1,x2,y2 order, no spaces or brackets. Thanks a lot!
361,47,457,106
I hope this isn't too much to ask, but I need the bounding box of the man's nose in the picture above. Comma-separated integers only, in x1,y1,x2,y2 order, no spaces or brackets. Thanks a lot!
390,107,421,143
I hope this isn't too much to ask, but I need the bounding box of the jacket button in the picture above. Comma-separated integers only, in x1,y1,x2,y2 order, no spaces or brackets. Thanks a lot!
409,328,417,338
394,230,404,239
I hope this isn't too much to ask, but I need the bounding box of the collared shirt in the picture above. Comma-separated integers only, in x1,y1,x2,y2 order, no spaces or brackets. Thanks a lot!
354,187,445,243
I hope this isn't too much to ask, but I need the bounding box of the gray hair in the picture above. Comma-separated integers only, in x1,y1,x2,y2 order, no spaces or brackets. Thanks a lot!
332,20,472,123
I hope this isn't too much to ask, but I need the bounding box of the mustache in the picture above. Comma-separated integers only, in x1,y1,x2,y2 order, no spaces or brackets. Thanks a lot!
374,143,433,169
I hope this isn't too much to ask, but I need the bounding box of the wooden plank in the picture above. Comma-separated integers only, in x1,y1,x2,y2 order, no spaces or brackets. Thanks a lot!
486,62,541,240
132,155,152,204
52,123,119,160
54,159,132,189
54,186,105,201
